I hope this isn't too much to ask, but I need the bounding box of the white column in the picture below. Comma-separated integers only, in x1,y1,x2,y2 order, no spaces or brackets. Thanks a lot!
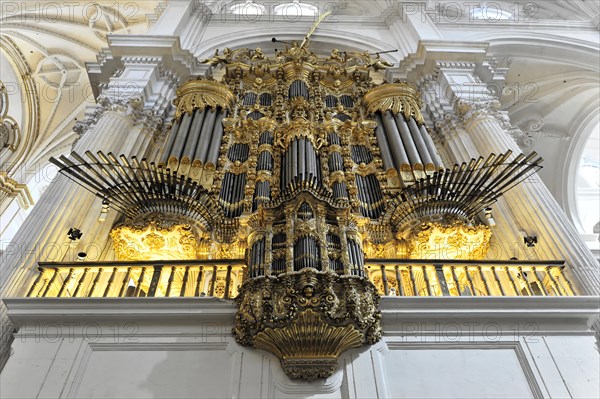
421,61,599,295
458,103,600,295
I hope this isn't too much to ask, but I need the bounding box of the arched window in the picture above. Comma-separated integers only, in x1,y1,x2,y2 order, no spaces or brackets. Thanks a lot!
575,124,599,236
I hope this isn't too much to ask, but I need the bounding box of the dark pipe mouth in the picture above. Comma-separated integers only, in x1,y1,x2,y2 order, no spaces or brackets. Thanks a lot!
271,37,277,42
78,252,87,258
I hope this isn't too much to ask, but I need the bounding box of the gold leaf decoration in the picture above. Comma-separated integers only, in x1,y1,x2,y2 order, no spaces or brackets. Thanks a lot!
362,82,424,124
173,79,236,119
254,309,363,381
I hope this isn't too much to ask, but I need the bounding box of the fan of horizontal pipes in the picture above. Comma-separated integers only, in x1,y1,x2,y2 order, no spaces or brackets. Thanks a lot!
385,150,543,231
49,151,225,233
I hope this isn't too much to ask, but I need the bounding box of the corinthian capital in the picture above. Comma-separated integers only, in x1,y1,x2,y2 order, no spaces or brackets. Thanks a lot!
435,113,461,142
456,100,503,128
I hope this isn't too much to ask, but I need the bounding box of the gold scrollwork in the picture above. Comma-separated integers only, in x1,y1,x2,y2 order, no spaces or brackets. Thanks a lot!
174,80,236,119
362,82,424,124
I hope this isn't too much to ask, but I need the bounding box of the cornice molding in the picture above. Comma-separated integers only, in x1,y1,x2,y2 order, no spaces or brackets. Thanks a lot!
4,296,598,327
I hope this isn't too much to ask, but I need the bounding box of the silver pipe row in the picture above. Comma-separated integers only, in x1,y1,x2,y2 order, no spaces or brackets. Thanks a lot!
247,111,264,120
259,131,273,145
340,95,354,107
332,181,348,199
289,80,309,99
328,132,341,146
293,236,320,271
381,111,410,169
252,180,270,211
243,92,257,106
183,109,206,160
218,172,247,218
356,174,384,219
170,112,193,162
329,258,344,272
281,138,321,188
350,145,374,164
259,93,273,106
328,152,344,172
394,112,422,166
272,258,286,274
161,118,181,164
347,239,364,276
250,238,265,277
334,113,351,122
374,113,395,171
195,109,218,162
228,143,250,163
257,151,273,171
207,110,226,165
407,116,433,166
419,124,443,168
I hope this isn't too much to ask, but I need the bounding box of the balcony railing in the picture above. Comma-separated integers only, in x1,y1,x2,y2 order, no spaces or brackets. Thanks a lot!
365,259,575,297
27,260,246,299
26,259,575,299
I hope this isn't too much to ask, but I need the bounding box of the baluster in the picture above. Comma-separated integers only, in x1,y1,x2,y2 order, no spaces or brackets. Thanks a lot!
408,266,418,296
503,266,519,295
41,268,60,297
555,267,575,296
544,266,564,296
88,268,104,297
528,266,547,296
518,266,533,296
36,278,49,297
57,268,75,297
26,268,45,297
421,265,432,296
180,266,190,297
463,266,476,296
165,266,176,297
195,266,205,296
443,266,457,296
477,266,490,296
380,265,389,296
133,267,147,297
103,267,119,297
395,265,403,296
148,265,163,297
118,267,132,297
450,266,461,296
209,266,218,297
71,268,90,297
435,265,449,296
490,266,505,296
224,265,233,299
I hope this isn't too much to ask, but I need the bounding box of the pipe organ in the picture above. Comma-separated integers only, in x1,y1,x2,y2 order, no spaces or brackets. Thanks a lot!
50,40,542,381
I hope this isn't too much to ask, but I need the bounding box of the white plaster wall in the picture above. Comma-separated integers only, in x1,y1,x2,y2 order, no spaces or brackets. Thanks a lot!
1,297,598,399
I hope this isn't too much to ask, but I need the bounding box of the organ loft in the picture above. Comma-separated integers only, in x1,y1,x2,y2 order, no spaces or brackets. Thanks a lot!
43,38,550,380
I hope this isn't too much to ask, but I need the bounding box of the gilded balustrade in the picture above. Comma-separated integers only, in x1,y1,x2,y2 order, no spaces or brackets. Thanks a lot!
27,258,574,299
27,259,246,299
365,259,575,297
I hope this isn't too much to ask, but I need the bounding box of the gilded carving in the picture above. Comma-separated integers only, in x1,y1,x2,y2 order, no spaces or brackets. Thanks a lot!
233,269,381,380
173,79,236,118
362,82,425,124
111,213,201,261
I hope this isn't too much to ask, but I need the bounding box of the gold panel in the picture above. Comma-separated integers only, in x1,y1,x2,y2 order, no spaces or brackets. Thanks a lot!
111,213,200,261
400,220,492,260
